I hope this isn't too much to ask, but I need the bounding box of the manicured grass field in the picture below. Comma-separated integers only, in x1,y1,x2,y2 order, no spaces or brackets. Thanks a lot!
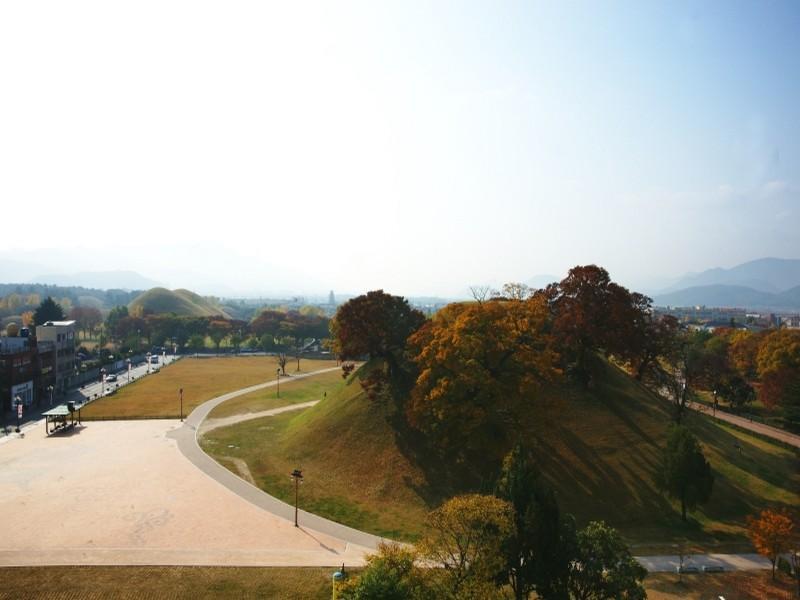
202,359,799,549
0,567,793,599
81,356,338,418
208,368,344,419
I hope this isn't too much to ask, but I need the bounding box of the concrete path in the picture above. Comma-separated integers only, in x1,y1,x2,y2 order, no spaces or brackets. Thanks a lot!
199,400,319,434
687,400,800,448
636,552,771,572
171,367,387,553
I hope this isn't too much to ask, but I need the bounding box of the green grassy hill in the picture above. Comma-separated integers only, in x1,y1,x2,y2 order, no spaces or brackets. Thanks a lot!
202,359,799,548
129,287,229,317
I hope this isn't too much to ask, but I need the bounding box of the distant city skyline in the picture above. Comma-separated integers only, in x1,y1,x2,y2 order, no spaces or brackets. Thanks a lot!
1,2,798,297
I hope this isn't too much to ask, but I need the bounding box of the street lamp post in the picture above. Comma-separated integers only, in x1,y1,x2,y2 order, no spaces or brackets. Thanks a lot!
100,368,106,397
48,385,54,406
179,388,183,422
127,358,132,383
146,352,151,374
276,368,281,398
290,468,303,527
14,395,22,433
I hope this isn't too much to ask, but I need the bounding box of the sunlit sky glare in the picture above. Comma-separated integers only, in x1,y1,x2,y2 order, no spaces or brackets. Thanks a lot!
1,1,799,297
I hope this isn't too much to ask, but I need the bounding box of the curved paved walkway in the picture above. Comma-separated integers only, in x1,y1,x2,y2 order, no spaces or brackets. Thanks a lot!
199,401,318,434
169,367,386,552
686,400,800,448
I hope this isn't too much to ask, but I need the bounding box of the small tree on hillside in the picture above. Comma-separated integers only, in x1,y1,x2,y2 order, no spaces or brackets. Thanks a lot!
655,425,714,521
33,296,65,326
417,494,514,599
495,444,572,600
567,521,647,600
747,508,795,580
338,543,432,600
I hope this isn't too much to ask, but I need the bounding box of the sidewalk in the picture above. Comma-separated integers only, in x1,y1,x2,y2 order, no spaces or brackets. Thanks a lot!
687,400,800,449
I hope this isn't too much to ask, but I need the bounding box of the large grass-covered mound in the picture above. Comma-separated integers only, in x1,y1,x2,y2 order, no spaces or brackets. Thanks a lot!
202,359,799,548
128,287,229,317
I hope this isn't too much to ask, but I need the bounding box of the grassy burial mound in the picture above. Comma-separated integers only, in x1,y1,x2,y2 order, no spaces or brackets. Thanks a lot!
128,287,230,318
202,358,799,548
81,356,337,419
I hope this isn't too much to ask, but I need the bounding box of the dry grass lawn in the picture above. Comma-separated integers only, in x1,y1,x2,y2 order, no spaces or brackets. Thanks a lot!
0,566,333,599
644,570,796,599
0,566,794,599
81,356,338,418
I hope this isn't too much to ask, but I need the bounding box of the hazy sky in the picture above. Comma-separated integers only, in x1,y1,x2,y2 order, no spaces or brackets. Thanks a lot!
1,1,799,297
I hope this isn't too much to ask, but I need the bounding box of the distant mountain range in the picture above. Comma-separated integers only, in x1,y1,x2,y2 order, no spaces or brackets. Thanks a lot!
31,270,161,291
657,258,800,295
653,258,800,310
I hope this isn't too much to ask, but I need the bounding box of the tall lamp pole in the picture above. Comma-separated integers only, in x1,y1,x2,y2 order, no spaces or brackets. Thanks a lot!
290,468,303,527
179,387,184,422
14,395,22,433
276,368,281,398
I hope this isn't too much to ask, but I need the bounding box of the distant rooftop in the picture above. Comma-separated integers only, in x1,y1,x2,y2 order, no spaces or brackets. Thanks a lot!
39,320,76,327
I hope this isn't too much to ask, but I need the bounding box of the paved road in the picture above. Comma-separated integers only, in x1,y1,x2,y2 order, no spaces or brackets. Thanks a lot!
171,366,387,552
686,400,800,448
0,355,180,441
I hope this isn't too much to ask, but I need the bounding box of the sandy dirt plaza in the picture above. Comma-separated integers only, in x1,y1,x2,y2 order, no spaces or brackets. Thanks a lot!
0,419,370,567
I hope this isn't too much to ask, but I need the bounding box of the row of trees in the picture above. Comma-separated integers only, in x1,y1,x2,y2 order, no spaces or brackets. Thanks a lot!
103,306,330,353
340,445,647,600
330,268,675,461
651,325,800,429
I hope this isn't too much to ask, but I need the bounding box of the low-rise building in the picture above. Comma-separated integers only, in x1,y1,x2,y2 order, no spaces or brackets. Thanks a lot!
0,326,37,412
35,320,77,394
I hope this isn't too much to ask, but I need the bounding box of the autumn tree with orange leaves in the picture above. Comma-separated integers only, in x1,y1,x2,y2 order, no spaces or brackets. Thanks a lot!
407,296,560,460
757,330,800,430
747,508,796,580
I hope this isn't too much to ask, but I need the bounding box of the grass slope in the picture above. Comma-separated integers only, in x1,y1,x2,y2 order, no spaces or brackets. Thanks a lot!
202,359,799,549
81,356,337,418
128,287,229,317
208,368,342,419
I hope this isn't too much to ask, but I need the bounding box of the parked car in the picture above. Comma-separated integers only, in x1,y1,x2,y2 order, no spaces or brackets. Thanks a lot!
676,565,699,574
105,374,117,382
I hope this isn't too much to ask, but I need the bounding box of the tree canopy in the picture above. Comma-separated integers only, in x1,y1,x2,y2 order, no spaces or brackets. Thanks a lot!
407,296,560,458
33,296,66,326
654,425,714,521
331,290,425,365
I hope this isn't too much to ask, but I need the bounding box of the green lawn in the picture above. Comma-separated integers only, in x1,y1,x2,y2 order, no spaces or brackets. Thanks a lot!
201,359,799,550
208,368,343,419
81,356,337,418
